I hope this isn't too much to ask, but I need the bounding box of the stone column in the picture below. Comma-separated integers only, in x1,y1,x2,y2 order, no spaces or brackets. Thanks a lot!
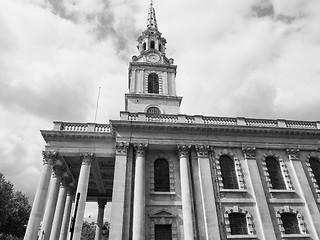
109,142,129,239
95,200,107,240
287,149,320,238
59,188,75,240
72,153,94,240
50,177,72,240
242,147,277,240
195,145,221,240
24,151,58,240
177,145,194,240
41,165,65,240
132,143,148,240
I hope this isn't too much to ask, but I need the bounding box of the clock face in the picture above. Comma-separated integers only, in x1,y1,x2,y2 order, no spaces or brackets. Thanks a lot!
146,53,160,63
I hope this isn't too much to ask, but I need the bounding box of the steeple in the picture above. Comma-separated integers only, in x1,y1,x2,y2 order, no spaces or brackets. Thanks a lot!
124,2,182,115
147,1,158,30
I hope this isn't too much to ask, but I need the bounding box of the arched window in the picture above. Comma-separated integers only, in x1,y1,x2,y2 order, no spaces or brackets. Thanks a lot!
229,213,248,235
159,44,162,52
148,73,159,93
154,159,170,192
281,213,300,234
142,42,146,51
147,107,161,116
150,40,155,49
219,155,238,189
266,157,285,189
309,158,320,186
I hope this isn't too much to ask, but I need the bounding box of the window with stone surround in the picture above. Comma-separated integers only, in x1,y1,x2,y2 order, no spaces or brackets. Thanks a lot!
275,206,308,237
150,152,175,195
154,159,170,192
148,73,159,94
266,156,286,189
215,150,245,190
261,152,293,191
147,107,161,116
149,209,177,240
224,206,256,238
306,156,320,196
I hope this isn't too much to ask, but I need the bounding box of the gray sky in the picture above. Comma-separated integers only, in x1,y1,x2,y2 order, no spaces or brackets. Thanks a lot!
1,0,320,218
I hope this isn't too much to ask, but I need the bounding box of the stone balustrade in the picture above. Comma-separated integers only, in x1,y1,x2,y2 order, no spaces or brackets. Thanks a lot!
51,114,320,132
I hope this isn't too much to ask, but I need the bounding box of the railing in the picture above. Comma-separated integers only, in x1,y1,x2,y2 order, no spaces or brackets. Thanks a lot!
55,122,111,133
120,112,320,130
52,114,320,133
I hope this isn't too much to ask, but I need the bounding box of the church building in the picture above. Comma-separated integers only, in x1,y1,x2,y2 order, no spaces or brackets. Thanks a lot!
24,3,320,240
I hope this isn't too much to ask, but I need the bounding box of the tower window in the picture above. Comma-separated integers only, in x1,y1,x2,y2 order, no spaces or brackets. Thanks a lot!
281,213,300,234
147,107,161,116
148,73,159,93
150,40,155,49
159,44,162,52
229,213,248,235
155,224,172,240
266,157,286,189
142,42,146,51
309,158,320,186
219,155,239,189
154,159,170,192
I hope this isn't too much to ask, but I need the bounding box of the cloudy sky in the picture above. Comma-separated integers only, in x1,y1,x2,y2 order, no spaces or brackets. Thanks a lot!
1,0,320,218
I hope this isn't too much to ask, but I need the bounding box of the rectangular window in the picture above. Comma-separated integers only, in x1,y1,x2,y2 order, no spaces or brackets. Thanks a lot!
155,224,172,240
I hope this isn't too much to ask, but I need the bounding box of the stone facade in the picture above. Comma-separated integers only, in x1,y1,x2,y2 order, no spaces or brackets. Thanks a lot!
24,3,320,240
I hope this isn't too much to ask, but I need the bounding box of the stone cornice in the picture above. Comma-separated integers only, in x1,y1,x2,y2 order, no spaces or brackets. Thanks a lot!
41,130,113,143
125,93,182,102
110,120,320,138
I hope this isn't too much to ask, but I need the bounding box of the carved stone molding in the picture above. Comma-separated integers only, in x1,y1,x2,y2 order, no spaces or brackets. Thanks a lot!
134,143,148,157
97,200,107,208
195,145,213,158
286,148,300,160
305,153,320,198
115,142,129,156
80,152,95,165
275,206,307,236
224,206,256,236
42,151,59,165
149,208,178,240
177,145,191,158
242,147,256,159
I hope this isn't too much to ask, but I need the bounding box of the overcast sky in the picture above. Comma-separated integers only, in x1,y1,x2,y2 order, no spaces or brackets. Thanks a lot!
1,0,320,218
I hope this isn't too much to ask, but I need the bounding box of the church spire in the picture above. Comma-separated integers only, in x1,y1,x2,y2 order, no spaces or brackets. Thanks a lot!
147,1,158,30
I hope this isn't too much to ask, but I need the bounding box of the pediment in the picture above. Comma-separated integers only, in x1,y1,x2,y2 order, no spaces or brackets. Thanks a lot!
149,208,176,218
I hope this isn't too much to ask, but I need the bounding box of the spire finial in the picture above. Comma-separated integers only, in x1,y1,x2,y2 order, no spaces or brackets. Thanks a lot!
147,0,158,30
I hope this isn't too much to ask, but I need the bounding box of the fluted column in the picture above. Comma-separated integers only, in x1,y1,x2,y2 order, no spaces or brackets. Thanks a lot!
177,145,194,240
59,188,75,240
24,151,58,240
50,177,72,240
72,153,95,240
195,145,220,240
132,143,148,240
109,142,129,239
95,200,107,240
41,165,65,240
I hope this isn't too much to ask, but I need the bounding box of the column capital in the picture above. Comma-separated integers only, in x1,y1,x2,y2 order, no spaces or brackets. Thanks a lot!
134,143,148,157
42,151,59,165
286,148,300,160
242,147,256,159
61,176,73,188
67,187,76,197
97,200,107,208
195,145,213,158
115,142,129,156
80,152,95,165
177,145,191,158
52,165,65,178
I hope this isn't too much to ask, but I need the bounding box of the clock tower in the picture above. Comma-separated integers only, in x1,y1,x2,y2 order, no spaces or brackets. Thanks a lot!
125,2,182,115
